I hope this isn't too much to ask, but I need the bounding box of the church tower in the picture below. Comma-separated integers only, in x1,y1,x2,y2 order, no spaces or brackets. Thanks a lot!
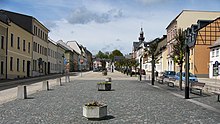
138,28,145,42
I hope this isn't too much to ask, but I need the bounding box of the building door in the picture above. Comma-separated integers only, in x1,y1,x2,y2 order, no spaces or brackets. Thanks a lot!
48,62,50,74
27,61,30,77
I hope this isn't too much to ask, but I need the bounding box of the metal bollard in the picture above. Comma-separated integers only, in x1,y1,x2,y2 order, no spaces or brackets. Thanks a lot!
42,81,49,90
17,85,27,99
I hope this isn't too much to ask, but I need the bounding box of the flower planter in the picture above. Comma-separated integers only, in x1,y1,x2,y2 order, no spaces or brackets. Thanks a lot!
97,82,111,91
105,77,111,82
102,70,107,76
83,102,107,119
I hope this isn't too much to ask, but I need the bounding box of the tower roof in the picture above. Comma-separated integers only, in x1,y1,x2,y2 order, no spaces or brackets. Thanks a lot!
138,27,145,42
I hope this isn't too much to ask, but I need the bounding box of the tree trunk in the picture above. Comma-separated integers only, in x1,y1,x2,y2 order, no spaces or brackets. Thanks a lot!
179,63,183,90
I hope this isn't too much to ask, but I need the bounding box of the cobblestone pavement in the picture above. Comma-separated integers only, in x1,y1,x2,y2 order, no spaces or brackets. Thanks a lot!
0,71,220,123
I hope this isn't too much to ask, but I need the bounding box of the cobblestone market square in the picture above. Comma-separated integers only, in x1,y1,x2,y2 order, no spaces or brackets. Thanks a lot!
0,71,219,123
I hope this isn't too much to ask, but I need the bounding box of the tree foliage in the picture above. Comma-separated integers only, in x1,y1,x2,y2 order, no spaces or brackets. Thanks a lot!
144,39,159,85
171,28,186,90
109,49,123,60
171,29,186,65
96,51,109,59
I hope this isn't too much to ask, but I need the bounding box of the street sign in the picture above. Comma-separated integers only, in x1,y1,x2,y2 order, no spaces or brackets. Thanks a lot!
64,58,67,65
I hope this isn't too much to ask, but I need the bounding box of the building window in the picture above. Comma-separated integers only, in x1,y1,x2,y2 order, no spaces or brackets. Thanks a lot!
40,45,42,54
0,36,3,49
28,42,30,53
1,36,4,49
17,37,20,49
17,58,19,71
191,62,193,70
34,26,37,35
38,44,39,53
1,61,3,74
212,49,215,57
33,59,37,71
191,49,193,55
41,30,42,38
23,40,26,51
23,60,25,72
10,57,13,71
11,33,13,47
38,29,40,36
216,49,219,57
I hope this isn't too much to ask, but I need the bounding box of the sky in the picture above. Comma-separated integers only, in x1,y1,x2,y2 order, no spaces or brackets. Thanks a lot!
1,0,220,55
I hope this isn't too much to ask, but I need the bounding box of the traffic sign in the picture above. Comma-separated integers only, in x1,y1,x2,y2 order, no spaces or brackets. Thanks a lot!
64,58,67,65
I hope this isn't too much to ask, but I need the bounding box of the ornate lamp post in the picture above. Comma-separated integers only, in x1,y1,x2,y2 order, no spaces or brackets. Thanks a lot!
185,28,196,99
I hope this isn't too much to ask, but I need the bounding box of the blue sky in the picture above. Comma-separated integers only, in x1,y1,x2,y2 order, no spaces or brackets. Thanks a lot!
1,0,220,54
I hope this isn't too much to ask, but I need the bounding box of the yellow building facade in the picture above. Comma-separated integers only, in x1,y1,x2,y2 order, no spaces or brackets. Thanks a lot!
7,22,32,79
57,44,65,73
0,18,8,79
48,39,58,74
32,19,49,76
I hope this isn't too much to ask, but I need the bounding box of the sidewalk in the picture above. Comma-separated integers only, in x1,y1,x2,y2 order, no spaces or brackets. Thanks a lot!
0,71,91,105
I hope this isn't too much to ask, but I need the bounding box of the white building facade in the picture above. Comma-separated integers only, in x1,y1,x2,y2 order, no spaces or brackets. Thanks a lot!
209,38,220,79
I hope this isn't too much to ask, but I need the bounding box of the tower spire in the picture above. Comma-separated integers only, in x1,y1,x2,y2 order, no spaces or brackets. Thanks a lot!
138,27,145,42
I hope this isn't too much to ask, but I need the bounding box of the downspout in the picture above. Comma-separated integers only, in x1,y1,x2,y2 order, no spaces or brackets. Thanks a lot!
5,27,8,79
31,35,33,77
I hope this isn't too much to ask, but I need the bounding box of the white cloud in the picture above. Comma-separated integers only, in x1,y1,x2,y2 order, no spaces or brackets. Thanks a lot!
137,0,168,4
67,7,123,25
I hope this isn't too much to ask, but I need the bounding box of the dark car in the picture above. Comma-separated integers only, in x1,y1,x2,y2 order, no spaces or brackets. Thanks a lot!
93,68,100,72
163,71,176,78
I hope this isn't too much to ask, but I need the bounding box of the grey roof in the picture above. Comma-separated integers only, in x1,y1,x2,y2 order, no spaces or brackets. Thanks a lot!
0,13,9,24
0,9,49,34
133,42,139,51
57,40,74,51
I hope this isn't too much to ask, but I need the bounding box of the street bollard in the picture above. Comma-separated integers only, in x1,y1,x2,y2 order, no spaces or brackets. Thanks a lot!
17,85,27,99
57,78,62,86
42,81,49,91
65,75,70,83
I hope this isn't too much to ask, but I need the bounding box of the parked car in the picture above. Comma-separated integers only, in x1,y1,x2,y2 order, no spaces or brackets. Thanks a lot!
163,71,176,78
175,72,198,82
93,68,100,72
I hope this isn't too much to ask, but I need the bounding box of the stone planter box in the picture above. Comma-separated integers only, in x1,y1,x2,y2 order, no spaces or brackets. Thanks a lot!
97,83,111,91
83,104,107,119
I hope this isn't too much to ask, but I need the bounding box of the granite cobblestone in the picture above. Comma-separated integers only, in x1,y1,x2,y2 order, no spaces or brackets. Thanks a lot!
0,72,220,123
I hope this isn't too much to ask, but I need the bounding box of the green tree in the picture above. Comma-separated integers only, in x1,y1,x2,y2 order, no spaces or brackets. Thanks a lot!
171,29,186,90
96,51,109,59
109,49,123,60
145,39,159,85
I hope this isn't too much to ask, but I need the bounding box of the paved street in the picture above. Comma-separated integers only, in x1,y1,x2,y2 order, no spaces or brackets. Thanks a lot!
0,71,220,123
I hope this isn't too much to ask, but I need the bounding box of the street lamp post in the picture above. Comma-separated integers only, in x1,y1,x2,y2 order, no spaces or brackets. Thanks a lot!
139,56,142,81
151,54,155,85
185,28,196,99
185,45,190,99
